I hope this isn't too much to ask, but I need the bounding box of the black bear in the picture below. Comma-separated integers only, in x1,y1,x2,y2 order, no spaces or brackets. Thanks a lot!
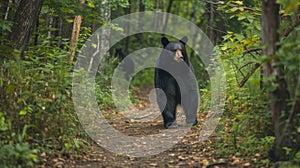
154,36,198,129
116,48,135,81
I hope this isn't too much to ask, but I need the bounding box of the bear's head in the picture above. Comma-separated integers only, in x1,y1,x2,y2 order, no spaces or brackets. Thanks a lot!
161,36,188,63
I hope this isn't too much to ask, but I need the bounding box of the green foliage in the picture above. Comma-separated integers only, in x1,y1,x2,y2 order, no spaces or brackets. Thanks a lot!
277,26,300,97
277,0,300,14
0,143,38,168
209,0,277,165
130,68,154,87
95,79,115,110
0,37,88,166
61,138,88,155
0,123,38,168
275,1,300,162
294,151,300,162
212,0,300,164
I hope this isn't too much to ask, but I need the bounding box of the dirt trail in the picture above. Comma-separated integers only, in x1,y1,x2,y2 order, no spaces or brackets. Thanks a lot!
63,86,259,168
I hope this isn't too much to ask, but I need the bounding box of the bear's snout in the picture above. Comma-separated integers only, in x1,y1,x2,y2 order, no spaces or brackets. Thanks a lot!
174,56,184,62
174,49,184,62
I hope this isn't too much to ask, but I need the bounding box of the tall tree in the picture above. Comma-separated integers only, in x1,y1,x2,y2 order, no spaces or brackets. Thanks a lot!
208,1,214,43
88,0,111,71
125,0,131,54
9,0,43,57
261,0,300,161
162,0,173,34
0,0,9,20
98,0,111,63
138,0,145,29
70,0,86,62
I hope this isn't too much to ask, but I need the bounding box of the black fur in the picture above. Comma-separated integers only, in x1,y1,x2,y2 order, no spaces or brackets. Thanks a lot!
154,37,198,129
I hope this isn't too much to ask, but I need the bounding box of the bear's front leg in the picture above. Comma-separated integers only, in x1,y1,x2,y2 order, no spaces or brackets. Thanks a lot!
162,95,177,129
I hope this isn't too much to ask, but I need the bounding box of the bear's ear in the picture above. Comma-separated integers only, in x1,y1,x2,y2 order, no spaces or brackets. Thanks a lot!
161,37,169,47
180,36,188,45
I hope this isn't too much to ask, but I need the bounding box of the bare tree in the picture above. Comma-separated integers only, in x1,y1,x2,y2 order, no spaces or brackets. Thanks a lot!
70,0,85,62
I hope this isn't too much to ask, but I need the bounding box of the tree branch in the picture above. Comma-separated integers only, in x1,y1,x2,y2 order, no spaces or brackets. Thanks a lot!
238,61,255,70
243,48,262,55
239,63,261,87
280,13,300,38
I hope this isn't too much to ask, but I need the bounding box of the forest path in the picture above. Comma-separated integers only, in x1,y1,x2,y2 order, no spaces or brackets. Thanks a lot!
63,86,251,168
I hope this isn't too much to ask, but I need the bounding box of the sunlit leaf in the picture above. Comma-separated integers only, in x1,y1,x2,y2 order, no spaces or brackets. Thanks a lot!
19,109,27,115
221,46,228,51
66,19,74,23
234,1,243,5
238,15,246,21
88,1,95,8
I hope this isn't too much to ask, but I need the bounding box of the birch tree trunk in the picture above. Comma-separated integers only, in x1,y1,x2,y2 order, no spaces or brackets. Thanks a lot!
87,0,111,72
98,0,111,63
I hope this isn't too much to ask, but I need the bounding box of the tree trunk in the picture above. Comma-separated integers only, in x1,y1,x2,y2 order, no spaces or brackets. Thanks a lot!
1,0,9,20
125,0,131,54
88,0,111,71
153,0,159,30
9,0,43,56
54,17,63,47
261,0,300,161
162,0,174,34
69,0,85,62
69,15,82,61
209,2,214,43
98,0,111,63
138,0,145,29
135,0,145,47
0,0,9,39
190,0,197,59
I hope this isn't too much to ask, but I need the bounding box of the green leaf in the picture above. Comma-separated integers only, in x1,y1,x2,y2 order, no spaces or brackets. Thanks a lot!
235,34,245,41
237,15,246,21
88,1,95,8
230,7,239,12
19,109,27,115
61,7,74,14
